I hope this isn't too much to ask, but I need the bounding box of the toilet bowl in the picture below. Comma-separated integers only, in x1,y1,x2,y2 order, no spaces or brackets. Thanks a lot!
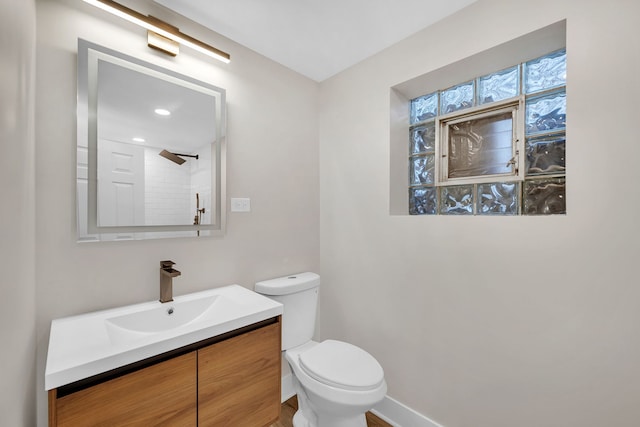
255,273,387,427
287,340,387,427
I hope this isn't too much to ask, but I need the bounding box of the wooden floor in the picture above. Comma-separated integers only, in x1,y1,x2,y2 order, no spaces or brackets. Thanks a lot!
271,396,392,427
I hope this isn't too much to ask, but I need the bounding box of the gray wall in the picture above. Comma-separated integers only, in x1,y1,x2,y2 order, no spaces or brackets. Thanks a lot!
34,0,319,424
0,0,36,425
318,0,640,426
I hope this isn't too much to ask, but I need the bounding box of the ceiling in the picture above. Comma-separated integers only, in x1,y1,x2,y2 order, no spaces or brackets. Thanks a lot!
153,0,477,82
98,59,217,152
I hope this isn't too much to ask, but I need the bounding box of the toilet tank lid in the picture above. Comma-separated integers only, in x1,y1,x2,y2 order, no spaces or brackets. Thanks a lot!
255,272,320,295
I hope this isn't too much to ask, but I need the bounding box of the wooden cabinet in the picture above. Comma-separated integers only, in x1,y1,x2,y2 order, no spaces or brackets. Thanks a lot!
49,318,281,427
199,321,281,426
53,352,197,427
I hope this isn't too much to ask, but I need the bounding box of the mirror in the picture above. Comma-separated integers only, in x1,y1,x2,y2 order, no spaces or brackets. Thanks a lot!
77,39,226,241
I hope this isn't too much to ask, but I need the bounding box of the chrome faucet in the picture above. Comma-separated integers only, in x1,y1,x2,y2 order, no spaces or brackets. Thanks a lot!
160,260,181,303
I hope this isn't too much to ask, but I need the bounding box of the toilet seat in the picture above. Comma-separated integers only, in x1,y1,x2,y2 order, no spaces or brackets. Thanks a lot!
298,340,384,391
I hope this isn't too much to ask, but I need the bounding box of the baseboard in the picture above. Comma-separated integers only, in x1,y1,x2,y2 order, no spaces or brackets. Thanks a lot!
281,373,296,403
371,395,444,427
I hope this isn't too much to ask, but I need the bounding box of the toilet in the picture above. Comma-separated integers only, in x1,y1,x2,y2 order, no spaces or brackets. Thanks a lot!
255,272,387,427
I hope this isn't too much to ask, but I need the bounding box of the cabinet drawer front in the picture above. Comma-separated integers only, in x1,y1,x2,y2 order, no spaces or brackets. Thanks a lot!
198,322,281,427
56,352,197,427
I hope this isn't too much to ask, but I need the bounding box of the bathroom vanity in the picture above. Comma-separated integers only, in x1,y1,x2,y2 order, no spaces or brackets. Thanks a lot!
46,285,283,426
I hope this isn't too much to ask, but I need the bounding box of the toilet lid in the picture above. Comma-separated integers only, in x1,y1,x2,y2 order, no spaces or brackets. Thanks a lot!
298,340,384,391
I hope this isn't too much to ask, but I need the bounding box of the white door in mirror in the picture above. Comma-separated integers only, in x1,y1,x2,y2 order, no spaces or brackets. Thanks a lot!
231,198,251,212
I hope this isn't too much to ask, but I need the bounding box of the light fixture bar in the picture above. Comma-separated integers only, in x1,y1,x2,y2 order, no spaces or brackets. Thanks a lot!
83,0,231,63
148,30,179,56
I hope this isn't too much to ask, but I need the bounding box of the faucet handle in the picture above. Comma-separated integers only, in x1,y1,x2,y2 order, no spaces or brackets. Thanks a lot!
160,260,175,269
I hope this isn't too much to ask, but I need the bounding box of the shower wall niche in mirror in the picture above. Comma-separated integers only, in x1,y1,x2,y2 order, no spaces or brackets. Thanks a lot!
77,39,226,242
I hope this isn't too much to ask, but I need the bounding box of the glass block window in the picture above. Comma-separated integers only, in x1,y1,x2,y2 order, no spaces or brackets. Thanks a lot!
410,154,435,185
525,134,565,176
524,50,566,93
409,48,566,216
441,81,474,114
523,177,565,215
411,92,438,124
478,182,519,215
439,185,474,215
525,90,566,135
478,66,519,104
409,187,437,215
411,122,436,153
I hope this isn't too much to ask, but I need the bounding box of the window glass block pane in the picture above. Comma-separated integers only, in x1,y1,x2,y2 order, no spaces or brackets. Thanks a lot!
523,178,566,215
478,66,519,104
411,92,438,124
525,134,566,176
441,81,474,114
409,187,437,215
448,112,513,178
410,121,436,154
410,155,435,185
526,91,566,135
477,182,518,215
525,49,566,94
439,185,474,215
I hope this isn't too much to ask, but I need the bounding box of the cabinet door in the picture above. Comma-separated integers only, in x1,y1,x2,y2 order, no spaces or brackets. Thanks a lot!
198,322,281,427
55,352,197,427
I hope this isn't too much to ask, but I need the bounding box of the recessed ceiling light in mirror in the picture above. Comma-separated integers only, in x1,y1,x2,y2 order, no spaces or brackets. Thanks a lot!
154,108,171,116
132,137,145,142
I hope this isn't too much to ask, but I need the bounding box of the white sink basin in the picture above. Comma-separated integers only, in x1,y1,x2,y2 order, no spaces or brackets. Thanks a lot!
45,285,282,391
106,295,220,334
105,294,241,344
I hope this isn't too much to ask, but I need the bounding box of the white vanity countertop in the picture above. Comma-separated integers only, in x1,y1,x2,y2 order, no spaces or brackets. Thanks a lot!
45,285,282,390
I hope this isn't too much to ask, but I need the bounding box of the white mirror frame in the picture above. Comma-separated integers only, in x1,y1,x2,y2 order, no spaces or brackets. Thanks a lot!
77,39,226,242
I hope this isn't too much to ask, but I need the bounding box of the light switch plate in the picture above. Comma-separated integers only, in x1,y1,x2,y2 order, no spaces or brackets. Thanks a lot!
230,198,251,212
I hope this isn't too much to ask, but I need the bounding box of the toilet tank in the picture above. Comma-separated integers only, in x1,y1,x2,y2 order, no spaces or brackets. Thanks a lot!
255,272,320,350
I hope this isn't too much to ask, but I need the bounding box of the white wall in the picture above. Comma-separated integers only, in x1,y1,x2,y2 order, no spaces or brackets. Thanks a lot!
318,1,640,426
144,146,192,225
35,0,318,424
25,0,640,425
0,0,36,425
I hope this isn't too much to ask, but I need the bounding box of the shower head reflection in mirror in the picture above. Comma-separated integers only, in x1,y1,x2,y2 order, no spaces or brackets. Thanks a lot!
77,39,226,242
159,149,199,165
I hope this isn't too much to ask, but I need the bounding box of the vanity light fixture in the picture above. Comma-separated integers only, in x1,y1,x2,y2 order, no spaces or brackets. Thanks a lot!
82,0,231,63
147,26,179,57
